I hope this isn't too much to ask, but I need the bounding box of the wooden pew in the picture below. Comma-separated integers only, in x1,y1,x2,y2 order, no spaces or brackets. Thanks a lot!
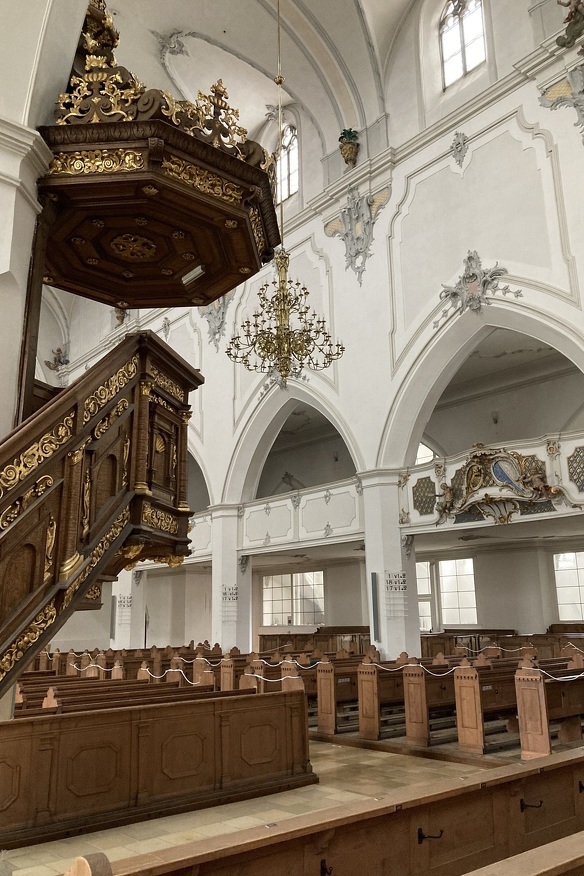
407,654,576,750
41,683,242,715
1,689,315,848
316,651,380,735
401,662,460,747
454,655,582,755
516,662,584,759
15,670,126,711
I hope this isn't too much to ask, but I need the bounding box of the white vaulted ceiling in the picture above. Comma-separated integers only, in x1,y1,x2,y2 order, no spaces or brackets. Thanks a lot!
110,0,413,155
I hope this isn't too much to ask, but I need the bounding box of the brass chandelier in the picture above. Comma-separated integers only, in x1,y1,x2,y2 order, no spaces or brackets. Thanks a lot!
226,0,344,387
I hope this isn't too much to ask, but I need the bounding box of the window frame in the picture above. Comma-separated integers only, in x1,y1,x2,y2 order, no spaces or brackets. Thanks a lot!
439,0,486,91
262,569,325,627
416,560,440,633
437,557,478,626
275,123,299,205
553,551,584,622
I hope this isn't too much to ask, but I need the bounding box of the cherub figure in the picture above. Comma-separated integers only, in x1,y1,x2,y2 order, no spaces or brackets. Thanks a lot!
44,347,69,371
557,0,584,23
435,482,455,524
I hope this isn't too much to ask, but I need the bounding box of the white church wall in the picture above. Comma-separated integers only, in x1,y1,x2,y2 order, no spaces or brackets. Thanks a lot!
50,582,113,652
324,561,366,626
473,547,552,634
184,568,212,646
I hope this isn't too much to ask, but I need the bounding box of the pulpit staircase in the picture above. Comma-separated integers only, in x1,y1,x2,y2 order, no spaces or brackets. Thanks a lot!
0,331,202,699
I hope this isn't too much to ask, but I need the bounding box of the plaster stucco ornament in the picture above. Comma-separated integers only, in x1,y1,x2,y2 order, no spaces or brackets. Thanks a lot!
434,251,522,329
450,131,469,167
199,291,235,350
324,186,390,285
555,0,584,48
540,65,584,143
435,444,583,526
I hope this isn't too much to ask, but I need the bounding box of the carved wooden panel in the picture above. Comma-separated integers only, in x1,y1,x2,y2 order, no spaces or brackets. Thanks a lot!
0,691,314,848
0,331,203,697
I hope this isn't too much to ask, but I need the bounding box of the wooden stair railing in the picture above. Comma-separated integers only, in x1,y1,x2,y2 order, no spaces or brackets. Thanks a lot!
0,331,202,698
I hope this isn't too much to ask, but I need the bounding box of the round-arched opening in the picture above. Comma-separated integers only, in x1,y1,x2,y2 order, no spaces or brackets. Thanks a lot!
421,328,584,457
187,453,211,513
255,402,357,499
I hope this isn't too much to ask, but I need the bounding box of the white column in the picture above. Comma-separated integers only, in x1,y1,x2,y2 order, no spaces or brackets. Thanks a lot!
0,0,87,438
0,120,52,437
129,570,148,648
210,505,249,650
360,471,421,659
111,569,134,650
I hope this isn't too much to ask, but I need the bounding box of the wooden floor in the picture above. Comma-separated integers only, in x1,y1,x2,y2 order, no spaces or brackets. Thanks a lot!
4,740,486,876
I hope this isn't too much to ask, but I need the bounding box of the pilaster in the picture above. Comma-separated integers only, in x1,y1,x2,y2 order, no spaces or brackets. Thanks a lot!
359,470,421,659
0,118,52,438
210,505,250,650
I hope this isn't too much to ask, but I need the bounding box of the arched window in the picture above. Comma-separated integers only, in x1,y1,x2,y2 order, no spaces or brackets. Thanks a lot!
439,0,486,89
276,124,298,204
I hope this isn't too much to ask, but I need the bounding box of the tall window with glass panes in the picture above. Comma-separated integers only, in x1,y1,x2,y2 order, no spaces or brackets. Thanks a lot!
440,0,486,89
262,570,324,626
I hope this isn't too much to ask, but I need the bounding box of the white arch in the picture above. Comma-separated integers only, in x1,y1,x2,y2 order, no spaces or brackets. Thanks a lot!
377,301,584,470
222,382,365,504
187,440,214,507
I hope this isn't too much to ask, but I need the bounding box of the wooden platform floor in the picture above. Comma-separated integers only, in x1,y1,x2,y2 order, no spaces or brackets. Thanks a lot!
4,741,486,876
309,714,584,768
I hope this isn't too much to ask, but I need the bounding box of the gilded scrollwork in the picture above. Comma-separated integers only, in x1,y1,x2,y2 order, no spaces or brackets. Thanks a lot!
142,501,179,534
149,365,185,402
85,583,102,601
0,476,54,530
0,414,75,500
122,436,130,487
195,80,247,152
161,156,243,205
150,392,172,411
44,515,57,583
0,601,57,681
145,554,184,568
248,205,266,252
83,356,138,423
62,506,131,610
82,471,91,537
93,399,129,440
49,148,144,175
